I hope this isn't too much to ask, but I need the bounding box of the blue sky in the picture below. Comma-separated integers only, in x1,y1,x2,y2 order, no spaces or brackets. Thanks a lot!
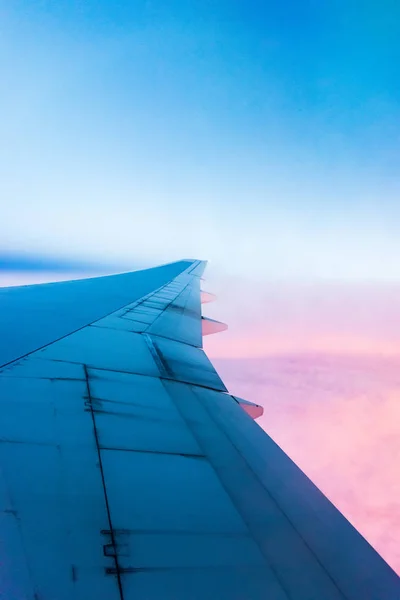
1,1,400,280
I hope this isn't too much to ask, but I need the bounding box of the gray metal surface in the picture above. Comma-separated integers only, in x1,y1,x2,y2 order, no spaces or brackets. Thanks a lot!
0,260,192,368
0,259,399,599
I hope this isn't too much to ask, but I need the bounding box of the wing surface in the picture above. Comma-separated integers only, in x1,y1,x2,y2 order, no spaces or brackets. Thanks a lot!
0,259,399,599
0,260,192,368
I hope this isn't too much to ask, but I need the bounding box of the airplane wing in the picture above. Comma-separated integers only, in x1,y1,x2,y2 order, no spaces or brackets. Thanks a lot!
0,259,398,599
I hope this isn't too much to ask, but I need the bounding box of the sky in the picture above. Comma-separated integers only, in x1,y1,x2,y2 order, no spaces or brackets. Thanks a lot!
2,0,400,279
1,0,400,574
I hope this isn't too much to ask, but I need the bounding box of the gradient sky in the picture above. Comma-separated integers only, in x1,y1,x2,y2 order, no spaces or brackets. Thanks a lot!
1,0,400,575
2,0,400,280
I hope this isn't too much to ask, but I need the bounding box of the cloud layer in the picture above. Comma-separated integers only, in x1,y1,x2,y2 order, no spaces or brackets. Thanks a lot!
207,345,400,573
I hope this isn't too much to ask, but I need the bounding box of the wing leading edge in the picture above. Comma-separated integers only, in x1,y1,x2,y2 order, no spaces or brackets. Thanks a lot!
0,259,398,600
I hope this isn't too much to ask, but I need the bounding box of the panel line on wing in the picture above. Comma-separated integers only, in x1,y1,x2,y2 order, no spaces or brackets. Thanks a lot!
142,334,172,378
158,379,291,599
83,365,125,600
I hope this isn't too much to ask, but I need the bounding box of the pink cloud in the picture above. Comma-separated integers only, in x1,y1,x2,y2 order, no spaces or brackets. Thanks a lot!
204,276,400,574
207,355,400,575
